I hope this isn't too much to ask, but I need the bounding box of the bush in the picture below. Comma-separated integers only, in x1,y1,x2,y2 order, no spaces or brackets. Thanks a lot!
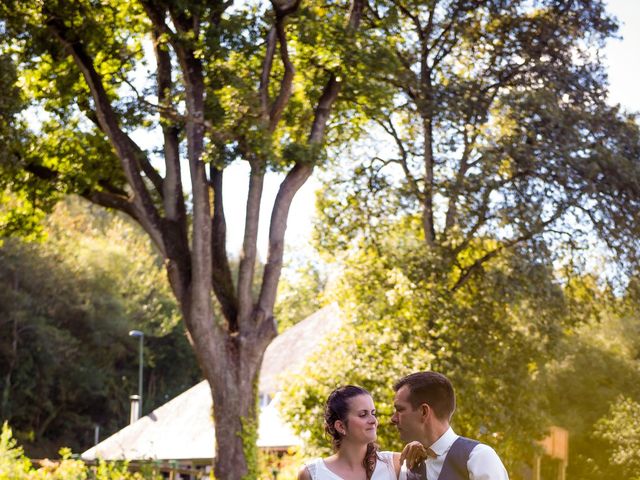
0,422,160,480
257,448,304,480
0,421,32,479
595,397,640,480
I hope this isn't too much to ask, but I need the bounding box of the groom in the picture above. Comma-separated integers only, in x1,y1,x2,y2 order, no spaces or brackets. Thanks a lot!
392,371,509,480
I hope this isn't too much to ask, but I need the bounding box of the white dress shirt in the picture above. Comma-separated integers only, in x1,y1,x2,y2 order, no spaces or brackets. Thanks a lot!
420,427,509,480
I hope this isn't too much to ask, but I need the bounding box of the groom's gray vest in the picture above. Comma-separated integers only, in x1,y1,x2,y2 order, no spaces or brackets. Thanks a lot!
406,437,479,480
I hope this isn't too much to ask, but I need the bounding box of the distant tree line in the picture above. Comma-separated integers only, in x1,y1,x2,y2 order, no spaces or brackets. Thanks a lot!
0,198,200,457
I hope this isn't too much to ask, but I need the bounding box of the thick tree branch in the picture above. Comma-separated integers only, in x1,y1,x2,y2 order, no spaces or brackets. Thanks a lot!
25,160,138,221
418,0,436,63
210,165,238,325
256,0,365,329
237,163,265,328
152,28,192,308
141,2,177,46
308,74,342,143
422,115,436,246
259,26,278,119
347,0,366,30
305,0,365,143
113,75,167,196
80,189,141,225
269,18,295,132
151,5,224,377
153,29,184,223
444,129,477,233
257,162,313,320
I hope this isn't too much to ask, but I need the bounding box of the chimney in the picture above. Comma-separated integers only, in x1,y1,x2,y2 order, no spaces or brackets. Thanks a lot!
129,395,140,424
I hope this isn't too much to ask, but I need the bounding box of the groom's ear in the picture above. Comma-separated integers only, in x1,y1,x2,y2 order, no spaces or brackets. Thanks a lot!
419,403,431,421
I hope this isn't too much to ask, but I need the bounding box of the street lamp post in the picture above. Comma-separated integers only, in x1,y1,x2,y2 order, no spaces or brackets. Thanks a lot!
128,330,144,416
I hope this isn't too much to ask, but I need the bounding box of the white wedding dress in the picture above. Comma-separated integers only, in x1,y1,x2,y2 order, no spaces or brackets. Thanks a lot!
304,451,403,480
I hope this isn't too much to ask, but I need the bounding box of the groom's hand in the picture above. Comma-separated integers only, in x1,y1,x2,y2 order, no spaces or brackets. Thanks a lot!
400,441,428,469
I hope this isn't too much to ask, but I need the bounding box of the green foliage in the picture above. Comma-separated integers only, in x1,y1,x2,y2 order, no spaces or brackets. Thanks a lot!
282,226,569,471
315,0,640,279
257,449,303,480
240,415,258,480
542,281,640,480
0,53,48,240
240,379,260,480
0,197,199,457
0,0,376,196
282,234,640,480
594,397,640,480
0,422,32,479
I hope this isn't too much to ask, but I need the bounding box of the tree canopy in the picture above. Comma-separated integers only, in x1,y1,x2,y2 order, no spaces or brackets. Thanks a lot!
317,0,640,286
282,219,640,478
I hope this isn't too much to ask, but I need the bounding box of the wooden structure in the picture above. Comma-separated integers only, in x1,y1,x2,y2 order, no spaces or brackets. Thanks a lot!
533,426,569,480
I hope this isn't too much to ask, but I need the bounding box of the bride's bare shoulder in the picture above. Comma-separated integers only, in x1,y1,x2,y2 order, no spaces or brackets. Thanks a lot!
297,464,312,480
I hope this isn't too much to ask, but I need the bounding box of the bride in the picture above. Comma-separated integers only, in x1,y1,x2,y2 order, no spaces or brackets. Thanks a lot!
298,385,409,480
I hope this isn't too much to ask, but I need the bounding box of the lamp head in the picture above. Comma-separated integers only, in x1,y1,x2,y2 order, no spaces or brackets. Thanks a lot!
129,330,144,338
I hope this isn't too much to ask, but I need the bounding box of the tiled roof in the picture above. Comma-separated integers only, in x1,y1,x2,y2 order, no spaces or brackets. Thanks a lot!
260,302,342,394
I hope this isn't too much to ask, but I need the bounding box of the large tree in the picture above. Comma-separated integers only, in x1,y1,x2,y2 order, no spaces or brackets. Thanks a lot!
318,0,640,285
0,0,367,477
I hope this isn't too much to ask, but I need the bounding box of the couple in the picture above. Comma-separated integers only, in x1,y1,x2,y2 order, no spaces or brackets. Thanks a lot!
298,371,509,480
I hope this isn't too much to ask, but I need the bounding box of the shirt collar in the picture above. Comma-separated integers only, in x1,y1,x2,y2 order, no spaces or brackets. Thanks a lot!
429,427,458,457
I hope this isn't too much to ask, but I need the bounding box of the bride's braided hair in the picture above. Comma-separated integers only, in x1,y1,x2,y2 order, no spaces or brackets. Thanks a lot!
324,385,379,480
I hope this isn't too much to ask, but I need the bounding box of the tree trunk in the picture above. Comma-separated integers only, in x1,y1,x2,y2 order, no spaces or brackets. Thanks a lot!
176,286,274,479
202,334,274,480
422,115,436,246
1,270,19,419
209,347,263,479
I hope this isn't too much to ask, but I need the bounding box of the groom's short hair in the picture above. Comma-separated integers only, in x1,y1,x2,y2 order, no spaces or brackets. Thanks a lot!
394,371,456,421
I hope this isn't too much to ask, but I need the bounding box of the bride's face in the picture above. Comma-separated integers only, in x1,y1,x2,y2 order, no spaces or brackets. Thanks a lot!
340,394,378,444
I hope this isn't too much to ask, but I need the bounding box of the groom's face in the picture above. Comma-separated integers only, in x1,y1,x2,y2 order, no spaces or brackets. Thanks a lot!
391,385,424,442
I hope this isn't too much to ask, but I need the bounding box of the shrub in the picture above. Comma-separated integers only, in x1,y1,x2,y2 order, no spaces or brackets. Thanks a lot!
0,422,160,480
